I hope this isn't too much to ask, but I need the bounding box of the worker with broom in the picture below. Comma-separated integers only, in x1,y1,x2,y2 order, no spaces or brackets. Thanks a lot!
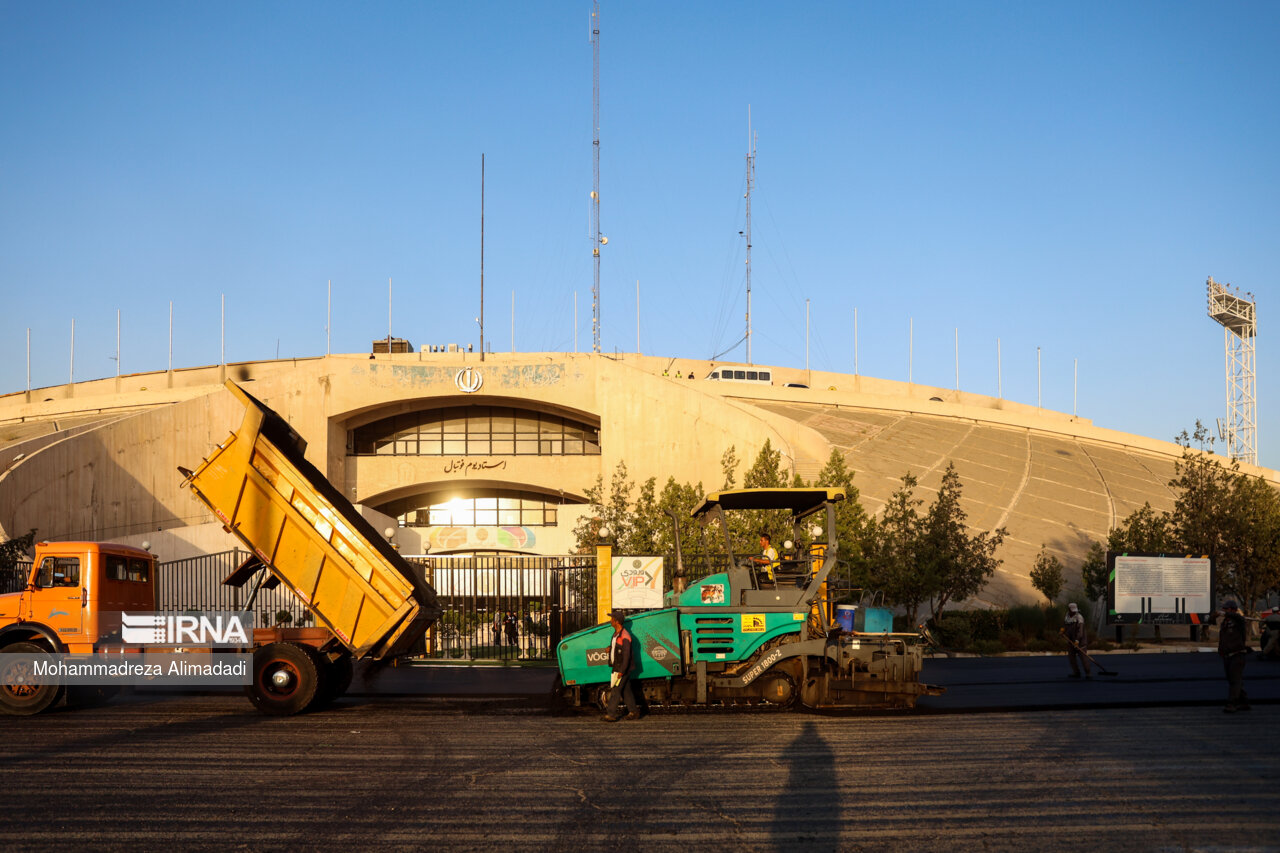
1061,602,1091,679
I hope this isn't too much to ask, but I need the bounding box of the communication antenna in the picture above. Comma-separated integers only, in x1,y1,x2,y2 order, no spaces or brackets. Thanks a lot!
744,106,756,365
589,1,603,353
1206,276,1257,465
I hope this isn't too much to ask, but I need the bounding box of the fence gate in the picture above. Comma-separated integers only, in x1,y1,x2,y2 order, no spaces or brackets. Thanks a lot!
407,555,597,662
149,551,596,663
155,550,311,628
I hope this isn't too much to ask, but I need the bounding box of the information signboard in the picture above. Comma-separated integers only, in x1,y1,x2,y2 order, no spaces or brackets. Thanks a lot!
1106,551,1214,625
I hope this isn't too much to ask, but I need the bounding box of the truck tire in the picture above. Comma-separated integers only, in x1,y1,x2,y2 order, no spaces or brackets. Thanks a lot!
246,643,319,716
0,641,63,716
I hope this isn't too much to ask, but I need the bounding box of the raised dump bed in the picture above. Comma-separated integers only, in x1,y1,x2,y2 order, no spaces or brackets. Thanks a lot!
180,380,442,713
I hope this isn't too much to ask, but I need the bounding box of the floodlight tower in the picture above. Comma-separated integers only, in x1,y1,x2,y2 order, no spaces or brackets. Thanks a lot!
1206,276,1257,465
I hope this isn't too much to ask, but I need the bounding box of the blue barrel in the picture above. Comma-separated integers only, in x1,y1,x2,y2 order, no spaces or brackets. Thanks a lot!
835,605,857,632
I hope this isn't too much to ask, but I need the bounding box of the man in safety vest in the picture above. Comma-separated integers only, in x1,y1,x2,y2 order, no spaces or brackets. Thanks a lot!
752,532,779,585
603,610,643,722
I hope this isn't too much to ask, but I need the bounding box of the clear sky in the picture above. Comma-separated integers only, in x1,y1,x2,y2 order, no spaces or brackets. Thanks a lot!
2,2,1277,468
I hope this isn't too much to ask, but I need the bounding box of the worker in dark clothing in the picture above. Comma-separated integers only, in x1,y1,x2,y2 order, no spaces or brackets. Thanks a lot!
1217,600,1251,713
1061,602,1091,679
603,610,643,722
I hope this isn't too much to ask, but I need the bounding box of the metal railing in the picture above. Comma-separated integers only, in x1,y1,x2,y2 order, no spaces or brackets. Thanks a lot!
155,550,310,628
1,561,32,595
407,555,597,662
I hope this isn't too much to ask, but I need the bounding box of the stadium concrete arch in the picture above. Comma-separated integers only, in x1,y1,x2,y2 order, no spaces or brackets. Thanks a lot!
2,350,1275,606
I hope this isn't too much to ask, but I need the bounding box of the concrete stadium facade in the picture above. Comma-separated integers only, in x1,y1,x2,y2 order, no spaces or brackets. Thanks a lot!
3,350,1275,606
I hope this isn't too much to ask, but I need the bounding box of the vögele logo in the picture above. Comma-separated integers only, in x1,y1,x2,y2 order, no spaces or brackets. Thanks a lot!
120,611,253,646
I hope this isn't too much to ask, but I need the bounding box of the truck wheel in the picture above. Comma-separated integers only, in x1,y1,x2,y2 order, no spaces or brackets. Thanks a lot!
0,641,62,716
246,643,319,716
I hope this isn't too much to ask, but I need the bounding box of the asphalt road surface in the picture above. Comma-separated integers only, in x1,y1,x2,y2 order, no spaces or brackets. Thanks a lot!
3,653,1278,852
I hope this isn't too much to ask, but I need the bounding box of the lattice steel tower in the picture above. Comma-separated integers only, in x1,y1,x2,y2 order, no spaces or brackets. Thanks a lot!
1206,276,1257,465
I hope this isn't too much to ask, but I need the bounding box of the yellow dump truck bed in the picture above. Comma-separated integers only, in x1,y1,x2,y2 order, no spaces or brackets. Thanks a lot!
180,381,441,659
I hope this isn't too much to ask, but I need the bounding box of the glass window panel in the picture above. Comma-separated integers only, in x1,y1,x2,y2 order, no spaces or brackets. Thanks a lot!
475,507,498,526
429,508,450,525
565,425,585,440
540,439,562,454
375,437,396,455
491,411,515,433
499,497,520,510
498,509,520,526
514,416,539,434
467,438,491,455
420,437,443,455
760,371,771,381
539,418,561,434
442,416,466,434
490,439,514,455
395,438,416,454
746,371,758,381
452,506,474,526
515,438,538,454
544,507,558,525
443,439,465,455
476,497,498,510
564,440,584,454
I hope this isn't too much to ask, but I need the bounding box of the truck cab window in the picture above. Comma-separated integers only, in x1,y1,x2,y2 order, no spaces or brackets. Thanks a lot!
38,557,80,588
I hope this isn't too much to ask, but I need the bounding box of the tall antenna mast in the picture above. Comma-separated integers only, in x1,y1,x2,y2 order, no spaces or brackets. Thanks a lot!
745,106,756,365
1207,276,1258,465
590,1,603,354
480,153,486,361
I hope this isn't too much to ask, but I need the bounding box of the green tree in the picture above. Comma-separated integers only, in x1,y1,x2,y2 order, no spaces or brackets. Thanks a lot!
1080,541,1108,602
866,473,927,624
919,463,1006,622
1167,424,1280,614
1107,503,1176,553
720,445,739,489
1030,545,1065,604
743,438,787,488
814,448,873,589
571,461,636,554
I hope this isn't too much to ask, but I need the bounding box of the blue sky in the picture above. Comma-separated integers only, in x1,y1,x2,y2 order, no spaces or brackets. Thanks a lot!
2,2,1277,468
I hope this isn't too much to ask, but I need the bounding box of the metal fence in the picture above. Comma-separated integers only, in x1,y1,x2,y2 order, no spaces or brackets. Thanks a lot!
407,555,597,662
2,560,32,595
155,550,311,628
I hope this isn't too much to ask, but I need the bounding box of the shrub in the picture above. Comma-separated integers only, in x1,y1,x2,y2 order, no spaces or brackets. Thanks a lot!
1006,604,1047,640
931,614,973,650
967,610,1004,642
970,639,1005,656
1026,637,1057,653
999,631,1026,652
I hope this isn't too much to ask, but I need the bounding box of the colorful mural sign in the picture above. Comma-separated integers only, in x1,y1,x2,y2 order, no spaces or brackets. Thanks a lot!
424,526,536,552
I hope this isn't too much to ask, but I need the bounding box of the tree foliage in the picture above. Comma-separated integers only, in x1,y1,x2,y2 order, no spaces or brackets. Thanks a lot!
1092,422,1280,616
1080,541,1108,602
1,529,37,593
920,463,1007,622
1030,545,1065,604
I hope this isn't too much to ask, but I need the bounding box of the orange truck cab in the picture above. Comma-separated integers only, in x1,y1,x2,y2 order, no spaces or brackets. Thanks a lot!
0,541,155,714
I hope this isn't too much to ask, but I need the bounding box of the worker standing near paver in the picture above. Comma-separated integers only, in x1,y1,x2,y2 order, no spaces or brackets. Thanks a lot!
1217,600,1251,713
602,610,643,722
1061,603,1091,679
